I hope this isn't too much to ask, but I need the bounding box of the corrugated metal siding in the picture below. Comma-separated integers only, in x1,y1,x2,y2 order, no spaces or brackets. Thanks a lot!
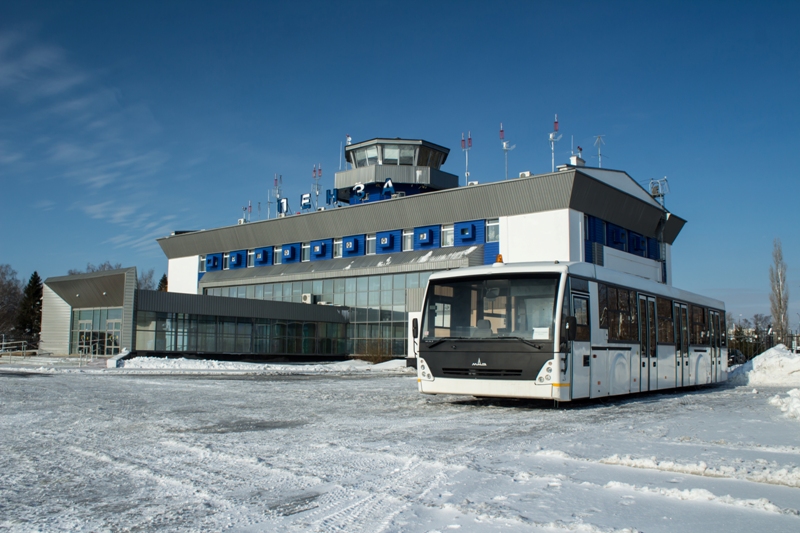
122,269,137,351
157,168,683,260
406,288,425,314
40,285,71,355
136,290,349,323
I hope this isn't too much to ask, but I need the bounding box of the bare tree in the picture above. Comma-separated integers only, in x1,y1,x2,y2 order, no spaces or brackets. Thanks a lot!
138,268,156,290
68,261,123,275
0,265,23,338
769,238,789,343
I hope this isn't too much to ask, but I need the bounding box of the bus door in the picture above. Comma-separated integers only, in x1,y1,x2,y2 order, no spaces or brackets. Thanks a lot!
709,310,722,383
571,293,591,400
674,302,689,387
638,294,658,391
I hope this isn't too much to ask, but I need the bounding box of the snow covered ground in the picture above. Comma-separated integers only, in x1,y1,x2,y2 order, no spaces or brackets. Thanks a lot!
1,350,800,532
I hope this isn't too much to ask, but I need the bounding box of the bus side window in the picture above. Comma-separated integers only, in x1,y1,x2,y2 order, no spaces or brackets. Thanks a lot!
573,296,590,341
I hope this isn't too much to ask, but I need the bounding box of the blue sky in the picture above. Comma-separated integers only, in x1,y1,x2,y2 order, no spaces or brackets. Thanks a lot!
1,1,798,328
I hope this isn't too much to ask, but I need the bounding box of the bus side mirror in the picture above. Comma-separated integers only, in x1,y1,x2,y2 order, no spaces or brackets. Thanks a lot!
412,318,418,339
564,316,577,341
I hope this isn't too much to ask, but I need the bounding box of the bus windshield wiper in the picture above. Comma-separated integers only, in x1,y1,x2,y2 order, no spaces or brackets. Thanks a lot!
495,335,543,349
424,337,468,348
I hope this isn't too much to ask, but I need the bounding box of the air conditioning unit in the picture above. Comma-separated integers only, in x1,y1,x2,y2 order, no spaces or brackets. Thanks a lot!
519,171,531,178
391,192,406,199
301,293,315,304
316,301,331,306
237,218,246,225
468,180,479,186
317,207,326,211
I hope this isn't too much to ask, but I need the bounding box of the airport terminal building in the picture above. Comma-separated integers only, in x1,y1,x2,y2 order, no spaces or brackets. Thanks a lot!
40,137,685,360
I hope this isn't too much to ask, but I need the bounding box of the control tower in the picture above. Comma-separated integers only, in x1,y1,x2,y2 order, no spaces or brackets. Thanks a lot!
334,138,459,204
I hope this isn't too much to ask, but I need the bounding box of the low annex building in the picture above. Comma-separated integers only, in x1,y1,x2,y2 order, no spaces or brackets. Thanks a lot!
39,138,686,360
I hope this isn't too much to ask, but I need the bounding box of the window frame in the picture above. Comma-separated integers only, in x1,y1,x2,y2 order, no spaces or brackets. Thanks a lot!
441,224,454,247
486,218,500,243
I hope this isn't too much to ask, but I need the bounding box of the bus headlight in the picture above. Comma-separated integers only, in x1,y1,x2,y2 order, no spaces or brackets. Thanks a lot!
418,358,434,381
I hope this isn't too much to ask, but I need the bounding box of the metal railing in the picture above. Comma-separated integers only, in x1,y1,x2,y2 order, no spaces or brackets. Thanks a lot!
0,340,29,358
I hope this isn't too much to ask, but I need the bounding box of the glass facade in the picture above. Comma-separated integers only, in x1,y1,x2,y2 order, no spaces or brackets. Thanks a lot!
134,311,347,356
203,271,433,357
70,307,123,356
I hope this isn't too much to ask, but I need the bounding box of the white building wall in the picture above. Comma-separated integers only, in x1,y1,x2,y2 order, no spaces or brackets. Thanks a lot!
168,256,200,294
499,209,582,264
39,285,71,355
603,247,662,282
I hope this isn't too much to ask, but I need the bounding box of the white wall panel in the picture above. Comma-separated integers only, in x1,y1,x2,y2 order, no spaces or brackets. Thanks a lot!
604,247,662,282
40,285,71,355
499,209,575,263
168,256,200,294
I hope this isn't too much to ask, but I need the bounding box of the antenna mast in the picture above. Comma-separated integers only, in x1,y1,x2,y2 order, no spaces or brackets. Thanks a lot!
461,131,472,186
312,164,322,209
594,135,605,168
500,122,515,180
549,114,562,172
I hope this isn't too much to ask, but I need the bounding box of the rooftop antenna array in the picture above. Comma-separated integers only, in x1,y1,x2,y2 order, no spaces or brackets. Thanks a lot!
649,177,670,210
549,114,562,172
500,123,515,180
268,173,282,219
461,131,472,186
594,135,605,168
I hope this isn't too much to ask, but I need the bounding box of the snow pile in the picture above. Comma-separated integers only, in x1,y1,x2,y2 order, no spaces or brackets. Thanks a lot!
121,356,412,374
769,389,800,421
727,344,800,386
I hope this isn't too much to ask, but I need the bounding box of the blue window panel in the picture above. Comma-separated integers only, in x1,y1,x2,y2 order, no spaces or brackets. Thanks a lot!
376,230,401,254
228,249,247,269
206,253,222,272
585,215,605,244
484,242,500,265
455,220,484,246
342,235,365,257
627,232,647,257
198,272,205,282
584,240,593,263
254,247,272,266
414,225,440,249
282,243,301,263
606,224,627,252
311,239,333,261
647,238,660,261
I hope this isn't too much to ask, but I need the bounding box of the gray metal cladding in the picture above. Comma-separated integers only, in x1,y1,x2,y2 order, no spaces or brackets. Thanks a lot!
198,246,482,288
44,267,136,308
136,290,349,323
39,285,72,355
122,269,137,351
157,168,683,259
334,166,458,190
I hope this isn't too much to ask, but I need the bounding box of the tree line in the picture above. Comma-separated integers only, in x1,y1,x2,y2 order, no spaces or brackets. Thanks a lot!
0,262,167,349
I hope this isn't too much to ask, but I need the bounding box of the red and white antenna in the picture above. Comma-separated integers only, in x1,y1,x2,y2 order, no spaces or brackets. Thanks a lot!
549,113,562,172
461,131,472,186
500,122,515,180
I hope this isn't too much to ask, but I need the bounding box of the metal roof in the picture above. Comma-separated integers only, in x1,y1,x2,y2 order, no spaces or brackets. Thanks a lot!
136,290,349,323
44,268,136,308
157,168,687,260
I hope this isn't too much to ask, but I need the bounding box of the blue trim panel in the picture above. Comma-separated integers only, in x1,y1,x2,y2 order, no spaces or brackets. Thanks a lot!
282,243,301,263
206,253,222,272
376,230,402,254
454,220,485,246
606,223,627,252
342,235,365,257
414,225,440,249
311,239,333,261
484,242,500,264
229,249,247,269
254,246,272,266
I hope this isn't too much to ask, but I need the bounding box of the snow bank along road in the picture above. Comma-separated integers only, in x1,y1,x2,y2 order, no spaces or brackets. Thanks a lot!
1,367,800,532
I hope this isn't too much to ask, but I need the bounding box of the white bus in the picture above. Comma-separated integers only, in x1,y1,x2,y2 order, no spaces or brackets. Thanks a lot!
413,260,726,401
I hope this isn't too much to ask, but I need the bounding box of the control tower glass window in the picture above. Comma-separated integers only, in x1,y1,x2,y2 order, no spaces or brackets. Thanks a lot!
400,145,415,165
383,145,399,165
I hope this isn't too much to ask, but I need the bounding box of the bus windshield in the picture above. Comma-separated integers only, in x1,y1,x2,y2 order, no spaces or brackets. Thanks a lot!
421,275,559,341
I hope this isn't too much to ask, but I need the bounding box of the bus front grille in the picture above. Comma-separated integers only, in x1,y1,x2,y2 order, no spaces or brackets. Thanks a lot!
441,367,523,378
